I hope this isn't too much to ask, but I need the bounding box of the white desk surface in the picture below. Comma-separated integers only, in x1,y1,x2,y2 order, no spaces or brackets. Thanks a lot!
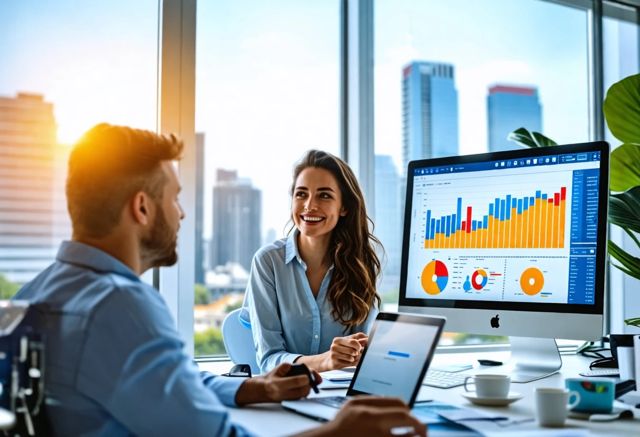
200,351,640,436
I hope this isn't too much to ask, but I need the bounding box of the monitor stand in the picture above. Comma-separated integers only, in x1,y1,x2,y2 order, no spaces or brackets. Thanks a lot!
509,337,562,383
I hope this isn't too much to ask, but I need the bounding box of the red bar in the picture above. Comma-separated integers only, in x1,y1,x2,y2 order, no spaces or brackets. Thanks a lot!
466,206,472,233
554,193,560,206
462,222,466,231
548,198,554,203
561,186,566,201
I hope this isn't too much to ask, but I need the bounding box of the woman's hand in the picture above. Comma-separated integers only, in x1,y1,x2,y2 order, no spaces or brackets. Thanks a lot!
321,332,368,370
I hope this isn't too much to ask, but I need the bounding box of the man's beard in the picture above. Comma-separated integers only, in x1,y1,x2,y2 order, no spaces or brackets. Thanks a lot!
141,204,178,268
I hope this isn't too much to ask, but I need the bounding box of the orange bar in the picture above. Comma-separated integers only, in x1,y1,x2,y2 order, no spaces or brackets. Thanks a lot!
541,201,548,248
510,208,516,248
560,199,566,248
547,200,553,248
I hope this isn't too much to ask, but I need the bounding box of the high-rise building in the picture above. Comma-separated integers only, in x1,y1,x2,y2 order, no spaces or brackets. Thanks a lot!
487,85,542,152
402,61,459,173
0,93,68,284
210,169,261,272
195,133,205,284
374,155,402,288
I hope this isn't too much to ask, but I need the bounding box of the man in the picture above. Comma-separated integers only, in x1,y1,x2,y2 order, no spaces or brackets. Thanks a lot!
15,124,426,436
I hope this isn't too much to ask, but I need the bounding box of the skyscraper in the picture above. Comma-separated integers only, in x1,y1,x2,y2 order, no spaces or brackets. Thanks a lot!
402,61,459,173
0,93,68,284
487,85,542,152
374,155,402,288
210,170,261,272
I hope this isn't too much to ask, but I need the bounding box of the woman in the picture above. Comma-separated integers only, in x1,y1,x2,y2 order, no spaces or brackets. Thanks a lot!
243,150,382,373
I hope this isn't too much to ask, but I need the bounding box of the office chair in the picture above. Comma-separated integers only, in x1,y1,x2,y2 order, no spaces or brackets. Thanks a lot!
221,309,260,375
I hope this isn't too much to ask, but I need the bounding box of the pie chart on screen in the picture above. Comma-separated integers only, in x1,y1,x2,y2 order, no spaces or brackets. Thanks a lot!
520,267,544,295
421,260,449,295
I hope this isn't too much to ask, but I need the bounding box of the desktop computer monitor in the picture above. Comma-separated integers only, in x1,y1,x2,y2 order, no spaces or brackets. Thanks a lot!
398,141,609,382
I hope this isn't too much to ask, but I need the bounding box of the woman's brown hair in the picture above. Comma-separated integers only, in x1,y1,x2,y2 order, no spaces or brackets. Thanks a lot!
290,150,382,329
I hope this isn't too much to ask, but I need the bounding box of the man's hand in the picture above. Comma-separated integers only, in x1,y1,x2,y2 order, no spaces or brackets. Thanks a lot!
234,363,322,405
298,397,427,437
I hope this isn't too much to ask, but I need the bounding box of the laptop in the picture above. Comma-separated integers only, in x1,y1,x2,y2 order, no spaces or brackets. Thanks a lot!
281,312,446,421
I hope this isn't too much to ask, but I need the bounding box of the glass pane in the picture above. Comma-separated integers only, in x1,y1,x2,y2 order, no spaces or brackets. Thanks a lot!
374,0,589,345
0,1,158,296
194,1,339,357
603,8,640,332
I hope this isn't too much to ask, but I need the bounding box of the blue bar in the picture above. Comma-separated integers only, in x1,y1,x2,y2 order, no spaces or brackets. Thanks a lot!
542,194,548,200
529,196,534,207
489,204,494,216
472,221,477,231
500,200,506,220
430,218,436,239
536,190,541,198
451,214,457,233
483,216,488,228
512,199,517,209
506,195,512,219
445,215,451,237
436,221,440,234
456,198,462,230
388,351,410,358
494,198,500,218
517,198,523,214
426,210,431,239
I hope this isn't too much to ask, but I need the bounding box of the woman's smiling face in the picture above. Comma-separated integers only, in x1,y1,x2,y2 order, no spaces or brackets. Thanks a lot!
291,167,346,239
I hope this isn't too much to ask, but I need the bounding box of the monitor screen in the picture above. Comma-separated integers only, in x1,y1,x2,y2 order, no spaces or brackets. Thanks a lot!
398,142,609,340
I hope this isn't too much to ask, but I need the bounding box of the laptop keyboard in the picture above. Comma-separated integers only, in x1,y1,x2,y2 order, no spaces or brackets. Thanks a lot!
422,369,468,388
312,396,348,408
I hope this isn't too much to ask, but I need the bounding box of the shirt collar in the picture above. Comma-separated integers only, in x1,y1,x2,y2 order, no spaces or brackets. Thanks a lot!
56,240,140,282
284,230,335,272
285,230,302,265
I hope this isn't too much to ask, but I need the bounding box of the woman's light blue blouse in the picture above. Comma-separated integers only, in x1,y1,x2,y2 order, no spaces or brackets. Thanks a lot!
241,230,378,373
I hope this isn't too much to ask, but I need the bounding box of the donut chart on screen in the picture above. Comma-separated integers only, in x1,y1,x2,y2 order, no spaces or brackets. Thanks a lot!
471,268,488,290
520,267,545,295
421,260,449,295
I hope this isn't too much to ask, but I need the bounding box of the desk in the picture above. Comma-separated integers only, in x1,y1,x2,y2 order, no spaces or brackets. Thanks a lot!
202,351,639,436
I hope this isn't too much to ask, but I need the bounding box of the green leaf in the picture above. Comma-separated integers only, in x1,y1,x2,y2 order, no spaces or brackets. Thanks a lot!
610,143,640,192
608,240,640,281
507,127,557,148
625,317,640,327
608,187,640,234
604,74,640,144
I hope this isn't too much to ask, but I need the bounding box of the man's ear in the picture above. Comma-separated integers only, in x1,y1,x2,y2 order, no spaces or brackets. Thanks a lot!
131,191,153,225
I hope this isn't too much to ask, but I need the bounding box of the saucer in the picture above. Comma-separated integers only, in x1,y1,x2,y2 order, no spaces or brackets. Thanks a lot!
462,392,523,406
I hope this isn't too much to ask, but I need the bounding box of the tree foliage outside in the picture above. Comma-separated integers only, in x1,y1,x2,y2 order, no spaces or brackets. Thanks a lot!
194,283,211,305
194,327,226,356
0,274,20,300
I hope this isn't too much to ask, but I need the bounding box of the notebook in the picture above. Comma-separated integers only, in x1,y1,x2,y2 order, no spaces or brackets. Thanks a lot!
281,312,446,421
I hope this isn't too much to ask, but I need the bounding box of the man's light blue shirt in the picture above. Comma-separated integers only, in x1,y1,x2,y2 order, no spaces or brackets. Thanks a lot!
242,230,377,373
14,241,248,437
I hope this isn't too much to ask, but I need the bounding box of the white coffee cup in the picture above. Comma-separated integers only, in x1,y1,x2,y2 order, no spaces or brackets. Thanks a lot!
463,374,510,398
535,387,581,427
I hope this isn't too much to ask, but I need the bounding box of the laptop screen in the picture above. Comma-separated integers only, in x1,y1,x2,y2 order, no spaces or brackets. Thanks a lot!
348,313,444,404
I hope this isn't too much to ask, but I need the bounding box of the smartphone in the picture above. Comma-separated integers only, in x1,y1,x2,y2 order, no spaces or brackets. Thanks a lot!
286,363,319,393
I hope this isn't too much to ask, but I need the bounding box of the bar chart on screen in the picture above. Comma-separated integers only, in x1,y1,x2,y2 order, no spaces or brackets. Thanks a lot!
423,187,568,250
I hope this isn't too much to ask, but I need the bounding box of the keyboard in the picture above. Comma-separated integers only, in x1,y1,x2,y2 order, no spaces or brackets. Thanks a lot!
312,396,348,408
423,369,469,388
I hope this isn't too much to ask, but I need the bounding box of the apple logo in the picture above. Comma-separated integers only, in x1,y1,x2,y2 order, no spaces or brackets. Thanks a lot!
490,314,500,328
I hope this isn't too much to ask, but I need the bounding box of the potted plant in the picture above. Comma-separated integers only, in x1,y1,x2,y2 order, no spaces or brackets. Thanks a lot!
508,73,640,328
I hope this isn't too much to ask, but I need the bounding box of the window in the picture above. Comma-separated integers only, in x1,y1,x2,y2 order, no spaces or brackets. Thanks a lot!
603,3,640,333
373,0,590,345
0,0,158,296
194,1,339,357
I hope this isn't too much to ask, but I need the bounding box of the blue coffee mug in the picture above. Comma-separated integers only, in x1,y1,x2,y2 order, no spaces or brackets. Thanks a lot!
564,378,614,413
